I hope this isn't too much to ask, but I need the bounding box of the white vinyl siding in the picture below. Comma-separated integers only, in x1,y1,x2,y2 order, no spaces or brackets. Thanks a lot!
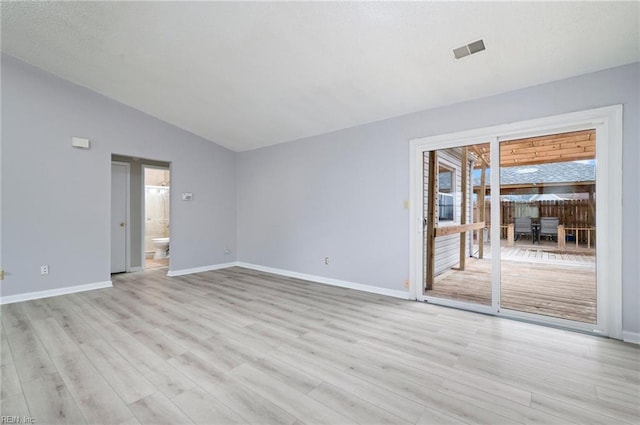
424,149,473,277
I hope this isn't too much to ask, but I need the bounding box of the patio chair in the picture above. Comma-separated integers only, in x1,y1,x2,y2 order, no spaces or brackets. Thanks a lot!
540,217,560,242
514,217,534,241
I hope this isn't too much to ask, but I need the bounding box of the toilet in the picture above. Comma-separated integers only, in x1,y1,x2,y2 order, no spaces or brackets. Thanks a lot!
151,237,170,259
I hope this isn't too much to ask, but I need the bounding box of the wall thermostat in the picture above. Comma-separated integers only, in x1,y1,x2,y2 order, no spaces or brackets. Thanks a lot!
182,192,193,201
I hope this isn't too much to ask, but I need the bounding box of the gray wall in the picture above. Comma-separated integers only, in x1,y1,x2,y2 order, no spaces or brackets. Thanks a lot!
237,63,640,334
1,55,237,297
2,53,638,334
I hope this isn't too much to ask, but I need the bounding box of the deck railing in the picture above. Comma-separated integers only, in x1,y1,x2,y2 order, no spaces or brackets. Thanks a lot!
474,199,595,245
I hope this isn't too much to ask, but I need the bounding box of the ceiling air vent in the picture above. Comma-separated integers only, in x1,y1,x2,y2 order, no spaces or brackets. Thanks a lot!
453,39,486,59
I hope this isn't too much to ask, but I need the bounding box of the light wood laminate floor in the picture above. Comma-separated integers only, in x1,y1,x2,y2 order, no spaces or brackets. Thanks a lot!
1,267,638,424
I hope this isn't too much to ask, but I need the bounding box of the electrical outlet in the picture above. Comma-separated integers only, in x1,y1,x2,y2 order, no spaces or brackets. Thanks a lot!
404,279,410,289
40,265,49,275
324,257,329,265
224,248,230,255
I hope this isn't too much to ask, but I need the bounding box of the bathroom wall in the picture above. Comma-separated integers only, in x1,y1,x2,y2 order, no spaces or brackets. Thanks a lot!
145,168,170,186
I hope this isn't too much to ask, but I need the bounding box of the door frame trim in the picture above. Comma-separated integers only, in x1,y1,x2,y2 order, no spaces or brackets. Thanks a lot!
111,161,131,273
409,105,623,339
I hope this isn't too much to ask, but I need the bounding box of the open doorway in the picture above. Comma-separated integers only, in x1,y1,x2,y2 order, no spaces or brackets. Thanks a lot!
110,154,171,273
143,166,171,269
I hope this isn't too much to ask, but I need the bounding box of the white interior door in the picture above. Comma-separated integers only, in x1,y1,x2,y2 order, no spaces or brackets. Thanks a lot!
111,162,128,273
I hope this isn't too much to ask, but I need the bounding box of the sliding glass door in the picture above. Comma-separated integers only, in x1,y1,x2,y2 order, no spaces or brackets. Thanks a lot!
411,106,621,337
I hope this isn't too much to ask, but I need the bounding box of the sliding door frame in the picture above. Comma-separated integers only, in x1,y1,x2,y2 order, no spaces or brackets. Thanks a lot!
409,105,622,338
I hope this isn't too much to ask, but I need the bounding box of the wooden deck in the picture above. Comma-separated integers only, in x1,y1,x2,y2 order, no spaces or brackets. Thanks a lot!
426,245,596,323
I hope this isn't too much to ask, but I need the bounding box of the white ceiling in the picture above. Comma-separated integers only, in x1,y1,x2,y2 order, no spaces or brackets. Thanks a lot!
2,2,638,152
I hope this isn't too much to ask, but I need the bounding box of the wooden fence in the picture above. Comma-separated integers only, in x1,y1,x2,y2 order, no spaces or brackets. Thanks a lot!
474,199,595,243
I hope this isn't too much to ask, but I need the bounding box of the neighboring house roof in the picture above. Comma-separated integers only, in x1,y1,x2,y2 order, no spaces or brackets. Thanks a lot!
529,193,567,201
500,192,593,202
473,161,595,187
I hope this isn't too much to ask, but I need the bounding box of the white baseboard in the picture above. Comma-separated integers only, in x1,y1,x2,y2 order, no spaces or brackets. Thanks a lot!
622,331,640,345
167,262,238,277
0,280,113,305
128,266,143,272
236,262,410,299
162,260,410,300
